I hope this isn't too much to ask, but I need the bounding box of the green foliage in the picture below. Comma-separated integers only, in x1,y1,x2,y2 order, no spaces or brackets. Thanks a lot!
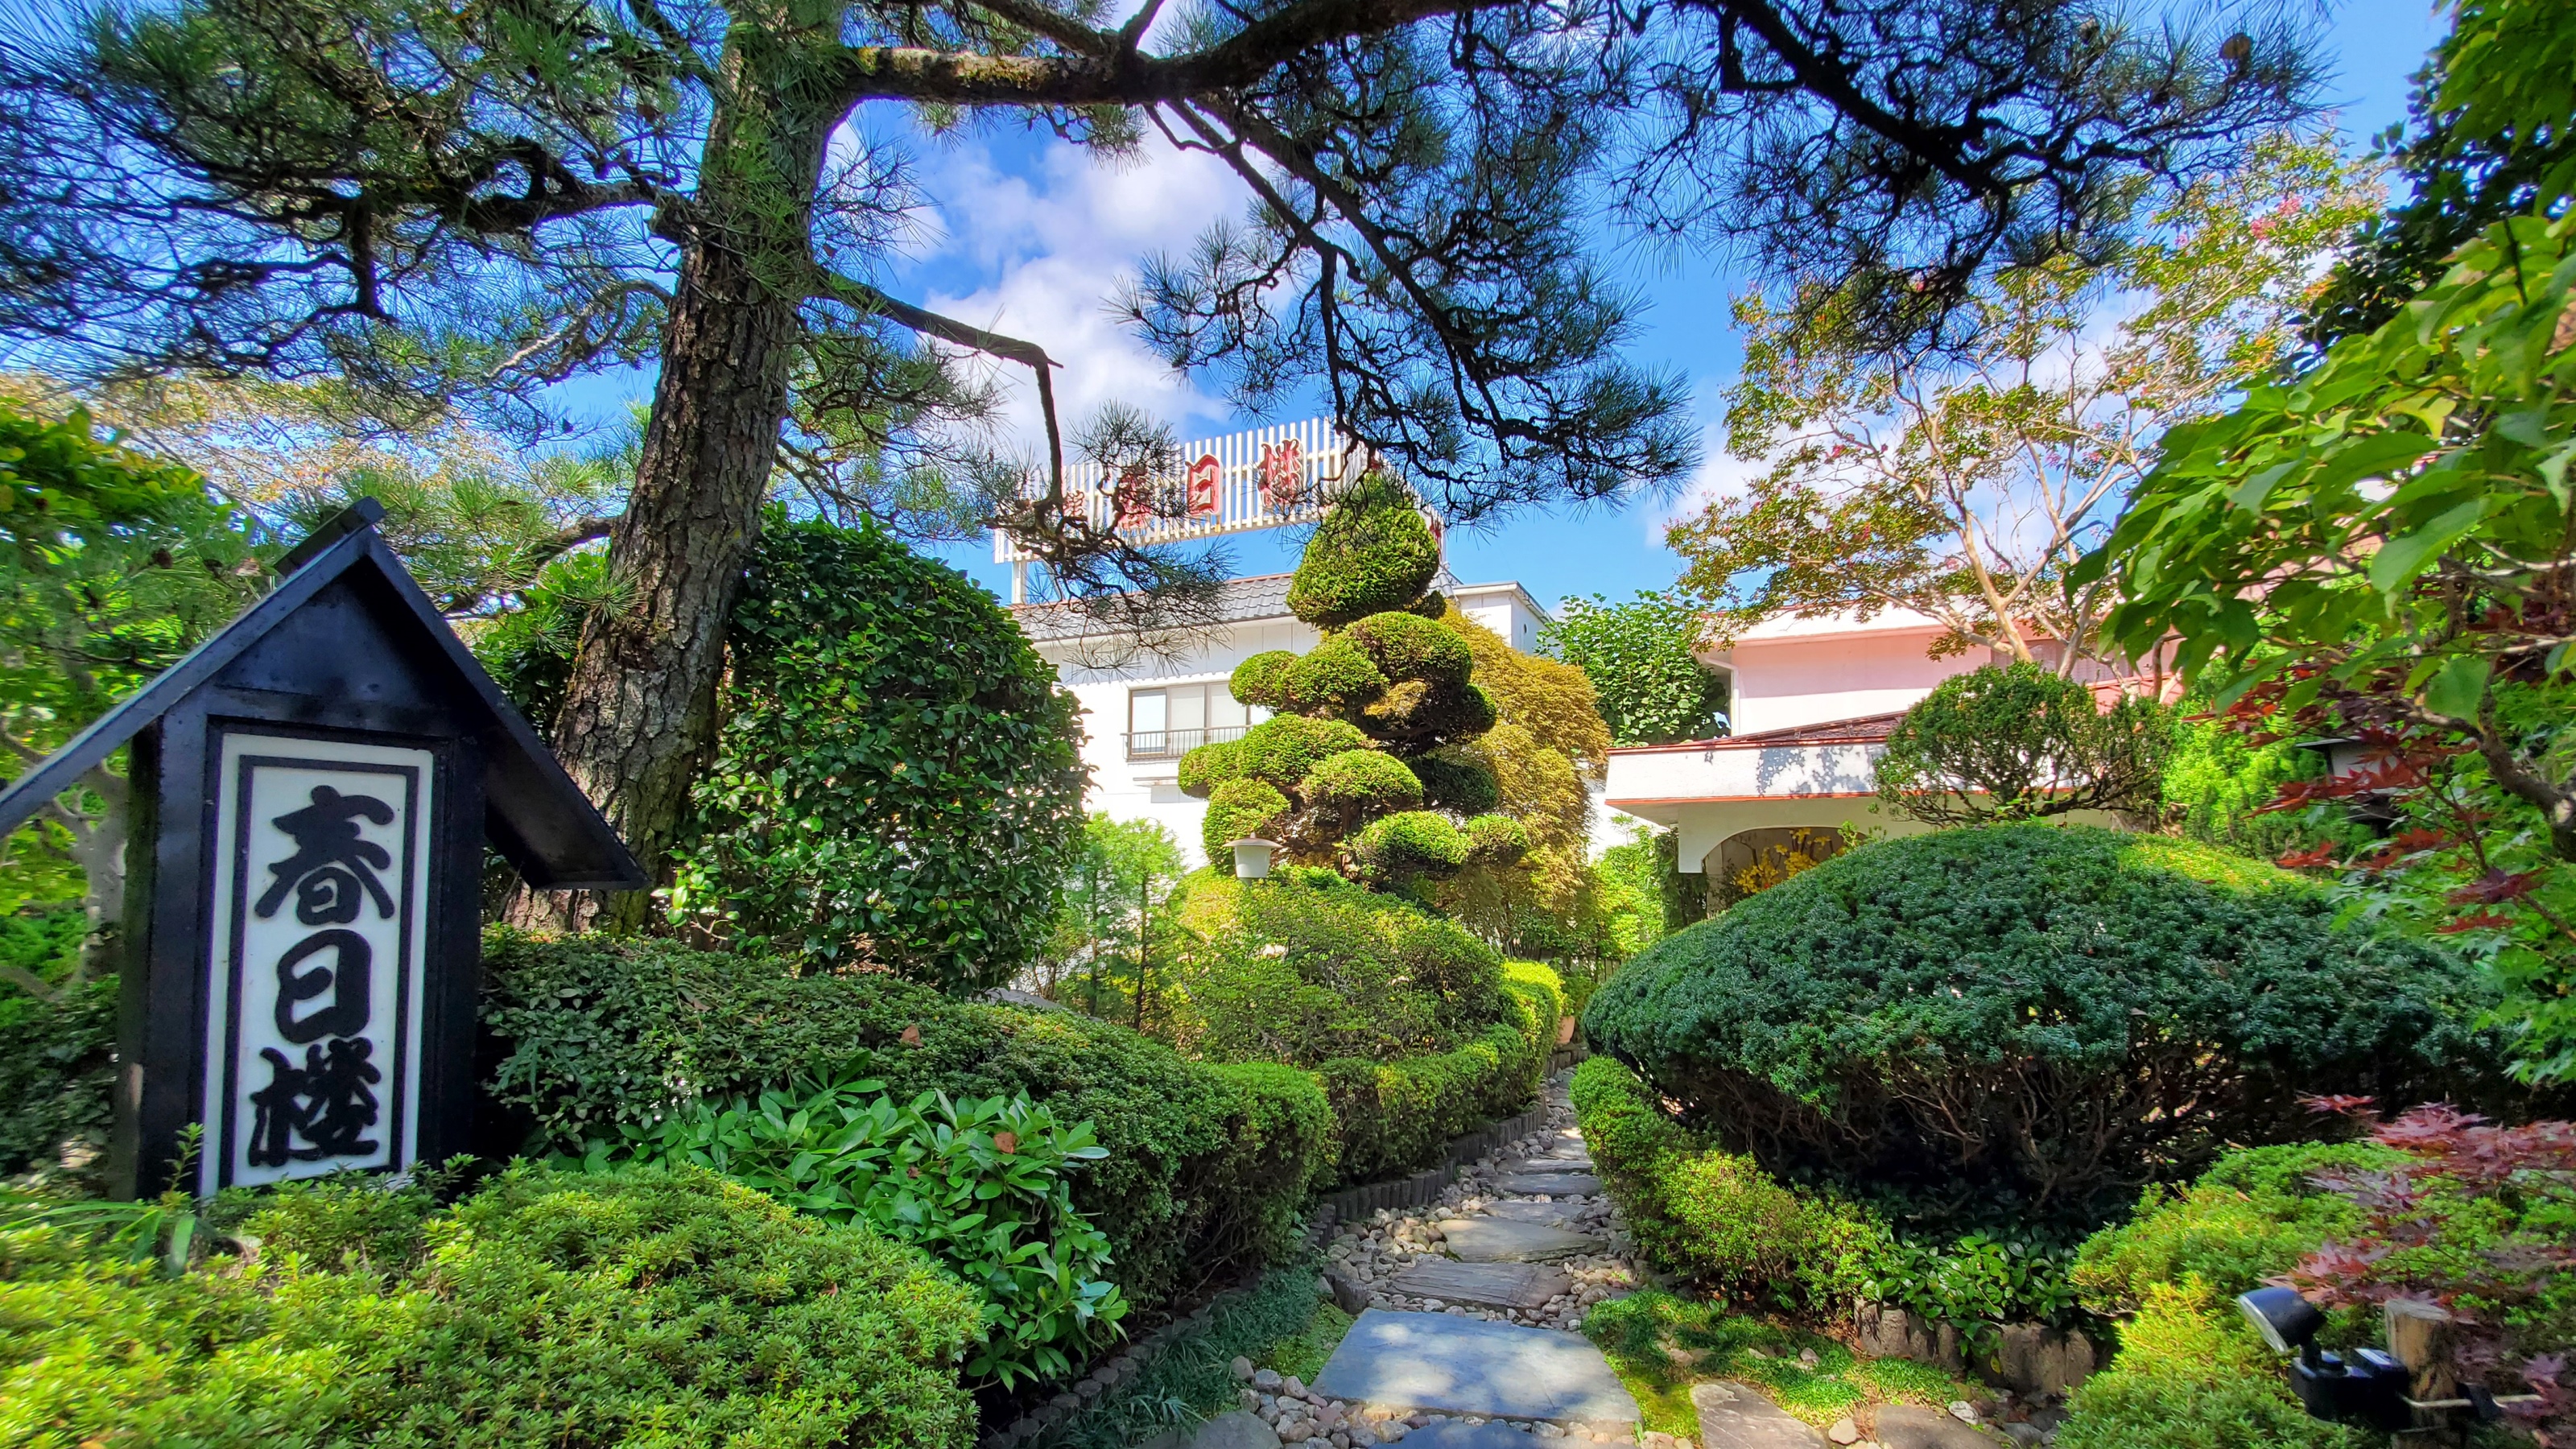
0,399,206,553
1042,814,1188,1021
0,1165,984,1448
1302,749,1423,818
1031,1261,1331,1449
1257,1302,1353,1383
1344,610,1472,688
1583,1290,1979,1439
470,547,617,733
2056,1278,2368,1449
1164,873,1509,1067
1201,778,1292,862
1229,651,1299,711
1541,592,1728,745
1350,810,1468,882
1860,1233,2079,1338
1283,473,1441,629
584,1080,1125,1388
478,931,1327,1313
0,907,114,1180
1873,663,2175,825
1582,826,2503,1228
1460,813,1530,865
2157,705,2334,858
1175,738,1242,797
1314,972,1555,1187
1409,750,1501,815
665,515,1086,992
1571,1057,1880,1310
1280,638,1389,713
2071,1142,2395,1315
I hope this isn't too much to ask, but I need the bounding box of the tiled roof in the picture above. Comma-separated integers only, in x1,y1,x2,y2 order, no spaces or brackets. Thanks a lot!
1608,711,1906,755
1009,572,1297,642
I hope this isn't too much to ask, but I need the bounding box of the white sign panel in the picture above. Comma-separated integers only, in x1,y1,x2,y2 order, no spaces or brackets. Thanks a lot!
200,732,432,1193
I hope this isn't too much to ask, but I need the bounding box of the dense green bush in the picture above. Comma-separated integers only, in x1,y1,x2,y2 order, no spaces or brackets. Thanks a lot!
1584,825,2503,1228
1282,473,1441,628
0,1165,983,1448
1316,964,1558,1186
1872,664,2174,826
2070,1141,2396,1314
658,516,1086,991
479,931,1329,1311
0,906,114,1181
2056,1278,2368,1449
1165,873,1509,1066
1570,1056,1878,1309
585,1080,1125,1388
1201,778,1292,861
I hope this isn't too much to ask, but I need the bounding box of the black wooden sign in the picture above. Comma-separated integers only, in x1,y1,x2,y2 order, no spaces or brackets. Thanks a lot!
0,501,644,1196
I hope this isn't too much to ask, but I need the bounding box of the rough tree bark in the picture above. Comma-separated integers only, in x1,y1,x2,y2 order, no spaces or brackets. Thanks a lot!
509,28,832,931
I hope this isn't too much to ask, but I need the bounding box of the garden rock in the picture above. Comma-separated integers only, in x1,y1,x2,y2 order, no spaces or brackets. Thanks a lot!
1853,1305,1964,1373
1504,1157,1594,1174
1872,1406,2002,1449
1481,1199,1592,1227
1990,1325,2096,1397
1690,1381,1826,1448
1434,1217,1600,1262
1325,1268,1375,1315
1402,1424,1551,1448
1193,1413,1285,1449
1389,1260,1574,1310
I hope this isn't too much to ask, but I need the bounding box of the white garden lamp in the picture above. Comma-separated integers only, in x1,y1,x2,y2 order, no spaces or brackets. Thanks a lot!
1228,837,1282,880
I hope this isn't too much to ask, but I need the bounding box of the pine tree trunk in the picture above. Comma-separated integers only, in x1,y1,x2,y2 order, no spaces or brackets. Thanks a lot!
509,37,828,932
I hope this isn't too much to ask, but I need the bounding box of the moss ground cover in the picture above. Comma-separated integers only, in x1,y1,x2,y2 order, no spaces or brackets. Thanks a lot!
1582,1290,1979,1439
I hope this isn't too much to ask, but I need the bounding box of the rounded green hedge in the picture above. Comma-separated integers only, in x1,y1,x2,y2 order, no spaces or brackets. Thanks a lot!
1410,750,1501,815
1284,473,1440,629
1346,610,1472,688
1303,749,1423,815
1202,778,1291,861
1583,824,2503,1227
1282,639,1389,712
1230,650,1300,709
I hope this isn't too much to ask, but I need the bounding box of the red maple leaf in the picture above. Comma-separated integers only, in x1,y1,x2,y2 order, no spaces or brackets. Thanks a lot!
2449,869,2547,905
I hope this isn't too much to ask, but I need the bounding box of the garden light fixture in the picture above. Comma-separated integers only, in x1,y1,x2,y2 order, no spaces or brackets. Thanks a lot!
1228,838,1282,880
2237,1287,2411,1430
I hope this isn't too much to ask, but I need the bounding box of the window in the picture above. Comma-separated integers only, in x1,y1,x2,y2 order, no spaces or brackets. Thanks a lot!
1128,682,1268,759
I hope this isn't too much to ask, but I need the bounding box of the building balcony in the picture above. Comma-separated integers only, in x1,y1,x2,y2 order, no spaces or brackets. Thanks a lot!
1125,724,1251,761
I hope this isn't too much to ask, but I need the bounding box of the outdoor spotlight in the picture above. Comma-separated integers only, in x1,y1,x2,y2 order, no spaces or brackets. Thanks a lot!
1228,837,1282,880
2236,1288,2411,1431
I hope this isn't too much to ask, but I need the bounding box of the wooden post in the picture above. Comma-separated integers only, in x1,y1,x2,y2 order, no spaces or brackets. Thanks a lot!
2385,1298,2462,1437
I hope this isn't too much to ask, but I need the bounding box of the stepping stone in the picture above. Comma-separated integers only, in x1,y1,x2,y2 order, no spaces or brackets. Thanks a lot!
1504,1156,1595,1173
1435,1217,1600,1262
1482,1199,1591,1227
1872,1406,2004,1448
1492,1173,1603,1196
1690,1382,1827,1448
1312,1308,1640,1425
1401,1422,1543,1448
1390,1259,1573,1310
1188,1410,1282,1448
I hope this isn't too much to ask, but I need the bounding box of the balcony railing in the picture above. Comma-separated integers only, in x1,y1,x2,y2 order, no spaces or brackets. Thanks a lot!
1126,724,1250,761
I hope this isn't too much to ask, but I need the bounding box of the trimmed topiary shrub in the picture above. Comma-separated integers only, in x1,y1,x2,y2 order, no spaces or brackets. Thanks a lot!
1583,824,2504,1228
663,514,1087,992
1461,813,1532,865
1410,750,1501,815
1316,964,1559,1185
0,1164,984,1448
1346,610,1472,688
1230,650,1300,710
2055,1278,2369,1449
1570,1056,1881,1309
478,931,1327,1312
1284,473,1440,628
1202,778,1292,862
1351,811,1470,881
1228,715,1373,792
1873,663,2174,827
1281,638,1389,713
1302,749,1423,819
2070,1141,2398,1315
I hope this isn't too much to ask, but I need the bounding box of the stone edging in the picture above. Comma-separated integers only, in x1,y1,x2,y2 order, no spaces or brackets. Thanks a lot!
1314,1103,1554,1222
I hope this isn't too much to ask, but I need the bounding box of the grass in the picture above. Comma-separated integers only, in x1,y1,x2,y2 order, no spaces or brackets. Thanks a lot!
1259,1302,1354,1382
1032,1261,1331,1449
1581,1290,1979,1439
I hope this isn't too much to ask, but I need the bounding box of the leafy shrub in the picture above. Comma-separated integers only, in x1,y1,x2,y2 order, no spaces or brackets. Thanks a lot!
585,1080,1124,1387
0,1165,983,1448
1583,825,2504,1228
2071,1141,2396,1314
1570,1057,1879,1309
2056,1278,2368,1449
479,931,1327,1311
1302,749,1423,818
1461,813,1531,864
1164,873,1509,1065
1861,1233,2080,1338
1229,650,1299,709
1411,750,1501,814
1872,663,2174,826
1283,472,1440,628
1541,592,1729,746
1352,810,1468,881
1036,1259,1331,1449
1345,610,1472,687
1316,968,1556,1186
661,515,1086,991
1282,638,1389,712
0,906,115,1180
1228,715,1373,791
2157,706,2334,859
1202,778,1291,861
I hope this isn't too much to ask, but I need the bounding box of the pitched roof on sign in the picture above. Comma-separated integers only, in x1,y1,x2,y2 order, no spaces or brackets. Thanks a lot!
0,499,646,890
1009,571,1300,642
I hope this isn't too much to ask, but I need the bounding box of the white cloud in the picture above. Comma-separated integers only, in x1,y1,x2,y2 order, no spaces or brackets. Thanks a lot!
901,134,1250,454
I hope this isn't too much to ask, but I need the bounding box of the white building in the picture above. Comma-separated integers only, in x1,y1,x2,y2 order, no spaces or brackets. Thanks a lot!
1013,573,1552,865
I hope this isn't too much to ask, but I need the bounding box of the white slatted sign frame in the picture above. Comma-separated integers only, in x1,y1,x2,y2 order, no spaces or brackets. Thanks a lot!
993,417,1363,564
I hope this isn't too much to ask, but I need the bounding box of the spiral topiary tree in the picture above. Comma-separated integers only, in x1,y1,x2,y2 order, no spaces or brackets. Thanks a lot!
1181,473,1522,887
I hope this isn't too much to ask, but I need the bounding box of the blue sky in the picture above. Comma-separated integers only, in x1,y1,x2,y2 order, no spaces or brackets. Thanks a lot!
627,2,2456,613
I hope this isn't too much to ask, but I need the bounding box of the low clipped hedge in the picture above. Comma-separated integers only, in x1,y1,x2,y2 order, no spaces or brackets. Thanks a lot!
1569,1055,1878,1309
478,931,1331,1312
1584,824,2504,1228
1317,963,1560,1187
0,1165,981,1448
